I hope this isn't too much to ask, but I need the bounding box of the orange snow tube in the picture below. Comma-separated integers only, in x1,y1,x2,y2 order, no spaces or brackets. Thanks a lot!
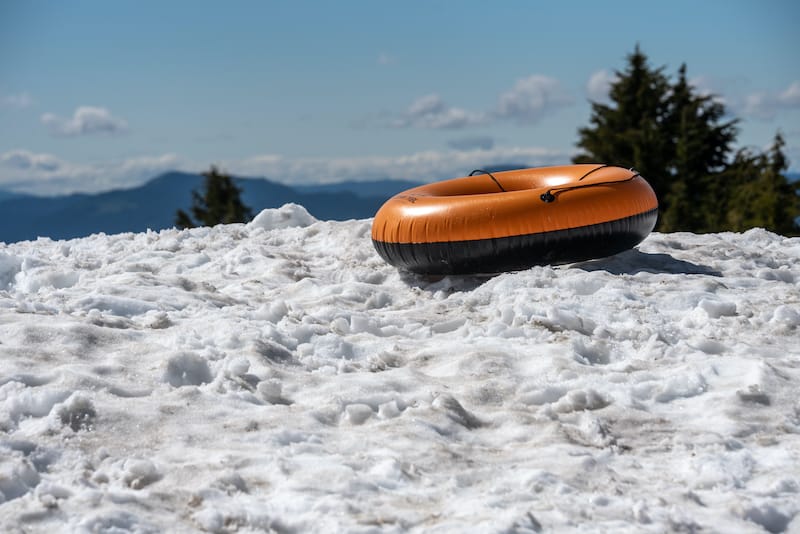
371,164,658,274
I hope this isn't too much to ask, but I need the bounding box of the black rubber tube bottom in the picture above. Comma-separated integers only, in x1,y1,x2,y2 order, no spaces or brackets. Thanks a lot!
373,208,658,275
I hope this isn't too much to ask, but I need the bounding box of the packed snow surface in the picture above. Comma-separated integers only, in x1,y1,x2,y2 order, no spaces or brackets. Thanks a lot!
1,203,799,532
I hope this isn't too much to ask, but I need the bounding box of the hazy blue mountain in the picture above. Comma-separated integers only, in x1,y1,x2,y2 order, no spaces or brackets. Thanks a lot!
294,180,424,198
0,190,27,202
294,164,530,197
475,163,531,173
2,164,796,243
0,172,391,243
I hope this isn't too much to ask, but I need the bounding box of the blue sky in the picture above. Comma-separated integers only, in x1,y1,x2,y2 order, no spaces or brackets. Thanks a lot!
1,0,798,195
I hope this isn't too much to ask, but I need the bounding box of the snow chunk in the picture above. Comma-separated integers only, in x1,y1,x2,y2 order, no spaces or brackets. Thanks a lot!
520,386,567,406
772,305,799,327
1,382,71,428
193,508,226,533
34,482,72,508
697,298,737,318
77,511,155,534
120,458,162,490
247,203,317,231
15,269,79,293
51,392,96,432
225,357,250,377
432,393,483,429
75,294,159,317
377,400,402,419
654,373,707,403
742,503,793,533
690,337,727,355
257,379,291,405
0,456,40,503
546,306,596,334
344,403,373,425
757,267,795,283
0,252,22,290
552,389,610,413
368,458,409,490
164,352,213,387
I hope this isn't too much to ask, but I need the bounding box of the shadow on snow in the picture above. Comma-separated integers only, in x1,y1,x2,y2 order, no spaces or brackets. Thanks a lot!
397,248,721,290
571,248,722,276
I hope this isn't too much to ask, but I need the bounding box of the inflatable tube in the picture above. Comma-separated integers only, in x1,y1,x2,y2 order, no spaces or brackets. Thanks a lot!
371,164,658,274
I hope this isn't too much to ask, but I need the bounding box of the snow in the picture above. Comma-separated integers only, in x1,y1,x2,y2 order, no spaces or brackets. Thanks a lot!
1,204,799,532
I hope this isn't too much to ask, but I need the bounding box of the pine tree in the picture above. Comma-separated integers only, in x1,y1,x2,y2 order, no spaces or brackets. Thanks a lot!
723,133,800,235
574,45,673,203
661,64,738,231
716,148,762,232
763,133,800,236
175,166,253,229
574,46,800,235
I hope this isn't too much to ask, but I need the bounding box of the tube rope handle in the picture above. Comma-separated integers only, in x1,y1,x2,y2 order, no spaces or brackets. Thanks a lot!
541,165,640,203
469,169,506,192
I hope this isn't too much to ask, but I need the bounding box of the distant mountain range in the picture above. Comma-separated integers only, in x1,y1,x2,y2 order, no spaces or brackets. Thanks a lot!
0,164,529,243
2,166,795,244
0,172,425,243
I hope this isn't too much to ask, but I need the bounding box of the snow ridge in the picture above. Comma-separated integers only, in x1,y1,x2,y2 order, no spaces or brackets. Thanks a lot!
1,206,799,532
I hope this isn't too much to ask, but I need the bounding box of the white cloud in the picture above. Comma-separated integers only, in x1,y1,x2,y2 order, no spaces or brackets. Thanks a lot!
495,75,573,124
0,146,575,196
586,70,617,103
408,93,445,117
0,150,182,195
227,146,572,185
741,80,800,120
689,75,716,98
388,75,573,130
1,91,33,109
447,136,495,151
785,143,800,175
742,93,773,120
1,149,61,172
41,106,129,136
779,81,800,106
391,94,487,129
